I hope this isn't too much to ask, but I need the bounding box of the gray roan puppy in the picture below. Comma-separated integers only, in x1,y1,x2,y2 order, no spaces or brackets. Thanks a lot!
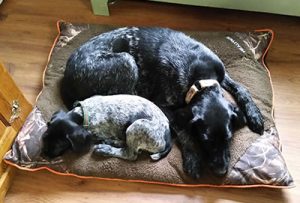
42,95,172,161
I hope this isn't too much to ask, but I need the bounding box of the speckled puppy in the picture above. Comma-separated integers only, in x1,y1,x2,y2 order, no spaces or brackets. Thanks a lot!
42,95,172,161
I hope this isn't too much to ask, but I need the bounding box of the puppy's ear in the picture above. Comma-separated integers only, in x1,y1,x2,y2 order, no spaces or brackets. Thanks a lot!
49,110,67,124
66,128,91,152
68,111,84,125
231,105,246,130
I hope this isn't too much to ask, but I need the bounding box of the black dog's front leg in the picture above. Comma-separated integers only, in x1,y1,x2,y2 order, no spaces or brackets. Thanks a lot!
221,73,264,134
176,128,203,179
160,106,203,179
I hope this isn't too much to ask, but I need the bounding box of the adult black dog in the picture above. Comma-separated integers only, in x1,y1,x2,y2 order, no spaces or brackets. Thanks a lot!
60,27,264,178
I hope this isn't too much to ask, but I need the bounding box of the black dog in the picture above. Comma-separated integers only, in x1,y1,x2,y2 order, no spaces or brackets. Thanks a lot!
61,27,264,178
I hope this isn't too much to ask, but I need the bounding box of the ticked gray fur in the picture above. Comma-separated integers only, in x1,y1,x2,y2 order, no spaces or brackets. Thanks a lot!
73,95,171,161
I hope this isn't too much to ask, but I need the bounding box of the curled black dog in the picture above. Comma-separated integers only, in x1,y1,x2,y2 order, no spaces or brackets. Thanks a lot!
42,95,172,161
61,27,264,178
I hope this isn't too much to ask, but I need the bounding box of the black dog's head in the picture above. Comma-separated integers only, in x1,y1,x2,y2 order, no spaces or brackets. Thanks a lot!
42,110,91,159
177,81,246,176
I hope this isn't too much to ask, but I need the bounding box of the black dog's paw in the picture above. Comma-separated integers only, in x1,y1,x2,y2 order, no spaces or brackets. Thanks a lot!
246,104,264,135
182,152,202,179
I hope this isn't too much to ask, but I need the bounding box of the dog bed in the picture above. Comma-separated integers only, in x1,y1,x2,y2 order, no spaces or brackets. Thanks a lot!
4,21,294,188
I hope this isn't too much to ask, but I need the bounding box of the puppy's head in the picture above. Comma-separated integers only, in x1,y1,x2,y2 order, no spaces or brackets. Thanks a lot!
42,110,91,159
177,82,246,176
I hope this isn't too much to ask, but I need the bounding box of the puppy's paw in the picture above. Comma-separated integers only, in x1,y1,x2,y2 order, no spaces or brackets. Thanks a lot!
93,144,113,156
182,152,202,179
246,105,264,135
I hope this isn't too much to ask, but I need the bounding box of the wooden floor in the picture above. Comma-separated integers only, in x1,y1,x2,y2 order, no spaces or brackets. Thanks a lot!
1,0,300,202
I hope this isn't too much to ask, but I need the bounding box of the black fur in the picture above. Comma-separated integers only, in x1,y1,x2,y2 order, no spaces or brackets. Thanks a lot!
60,27,264,178
42,110,91,158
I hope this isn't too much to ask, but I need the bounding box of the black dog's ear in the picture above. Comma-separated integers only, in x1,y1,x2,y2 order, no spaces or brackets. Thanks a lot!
66,128,91,152
174,107,193,127
231,106,246,130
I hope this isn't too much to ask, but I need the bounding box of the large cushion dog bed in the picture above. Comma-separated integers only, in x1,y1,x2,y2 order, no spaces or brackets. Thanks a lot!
4,21,294,188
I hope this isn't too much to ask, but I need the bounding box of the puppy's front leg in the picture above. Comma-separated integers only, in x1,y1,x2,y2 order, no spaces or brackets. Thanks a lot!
93,144,138,161
221,73,264,134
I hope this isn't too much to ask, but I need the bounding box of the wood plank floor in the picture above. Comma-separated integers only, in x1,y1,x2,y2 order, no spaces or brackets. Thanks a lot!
1,0,300,202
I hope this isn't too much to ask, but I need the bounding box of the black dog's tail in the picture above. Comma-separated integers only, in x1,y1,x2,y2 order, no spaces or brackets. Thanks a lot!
150,128,173,161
